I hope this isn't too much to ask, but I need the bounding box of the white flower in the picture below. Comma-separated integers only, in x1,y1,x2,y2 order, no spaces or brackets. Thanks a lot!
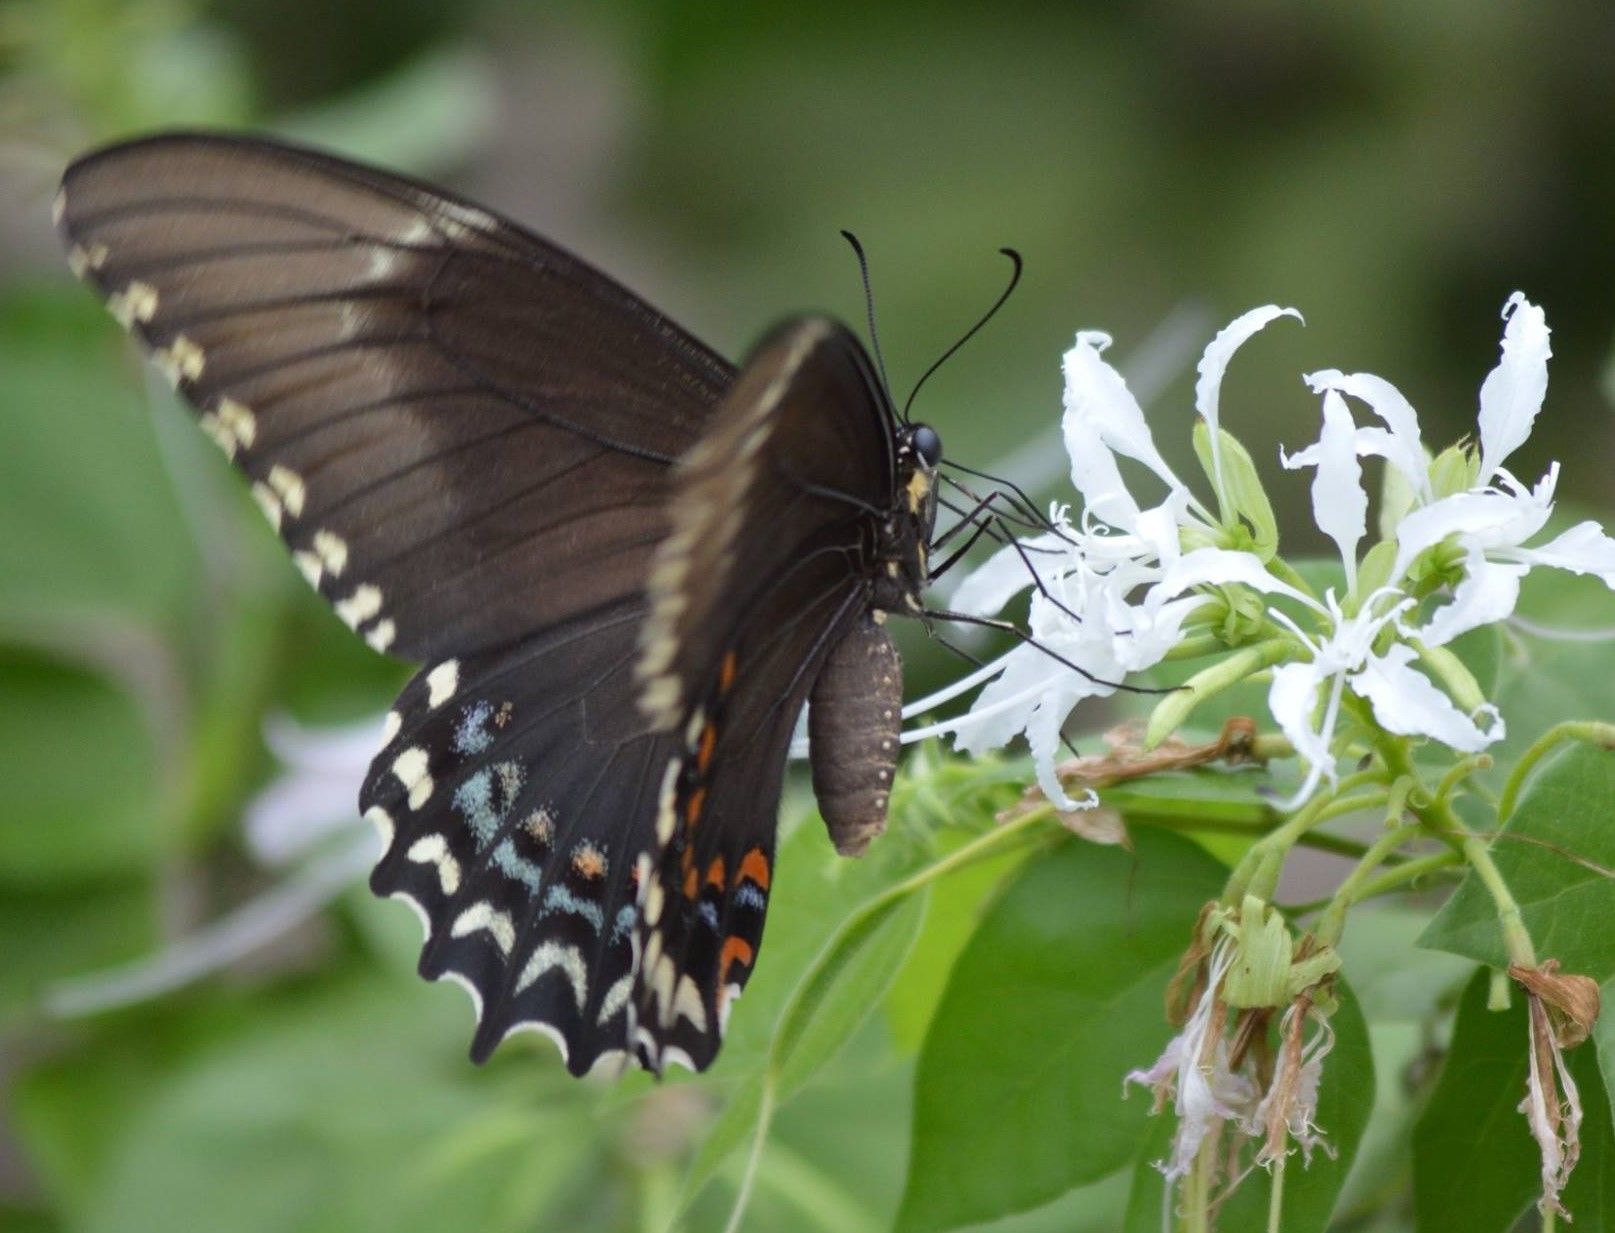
1313,294,1615,649
947,308,1301,807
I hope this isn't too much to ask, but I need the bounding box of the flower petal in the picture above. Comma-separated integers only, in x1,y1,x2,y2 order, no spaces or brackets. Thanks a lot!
1195,305,1302,497
1392,473,1556,581
949,530,1071,616
1515,520,1615,588
1305,368,1429,497
1151,546,1312,608
1305,389,1369,587
1478,293,1551,483
1417,551,1527,647
1064,412,1145,532
1064,330,1184,494
1268,661,1334,799
1351,643,1502,752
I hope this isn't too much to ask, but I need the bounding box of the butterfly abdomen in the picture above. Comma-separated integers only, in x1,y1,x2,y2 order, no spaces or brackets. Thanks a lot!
807,611,902,856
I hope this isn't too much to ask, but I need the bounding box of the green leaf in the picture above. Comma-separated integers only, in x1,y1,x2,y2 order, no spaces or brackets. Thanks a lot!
1420,744,1615,981
772,887,928,1096
885,846,1027,1053
17,974,596,1233
896,830,1226,1233
1414,967,1615,1230
1121,978,1374,1233
680,825,935,1214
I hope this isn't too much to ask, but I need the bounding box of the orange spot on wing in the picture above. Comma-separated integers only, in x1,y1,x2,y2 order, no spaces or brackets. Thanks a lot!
705,856,726,889
697,722,717,773
738,848,771,890
686,786,707,827
683,864,700,899
719,650,738,693
719,935,755,985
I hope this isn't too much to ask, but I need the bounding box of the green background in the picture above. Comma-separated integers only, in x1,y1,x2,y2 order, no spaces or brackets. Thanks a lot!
4,2,1615,1231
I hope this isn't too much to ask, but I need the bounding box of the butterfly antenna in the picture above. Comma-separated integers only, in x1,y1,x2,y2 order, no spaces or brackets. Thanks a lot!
840,230,897,410
903,247,1023,421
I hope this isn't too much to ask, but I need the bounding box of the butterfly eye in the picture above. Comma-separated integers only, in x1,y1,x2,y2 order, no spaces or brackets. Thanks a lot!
911,424,943,467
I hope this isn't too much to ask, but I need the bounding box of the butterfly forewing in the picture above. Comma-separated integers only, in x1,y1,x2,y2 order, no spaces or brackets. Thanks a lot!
56,133,733,661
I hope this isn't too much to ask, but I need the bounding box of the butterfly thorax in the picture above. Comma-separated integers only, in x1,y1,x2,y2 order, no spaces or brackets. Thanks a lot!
869,422,941,615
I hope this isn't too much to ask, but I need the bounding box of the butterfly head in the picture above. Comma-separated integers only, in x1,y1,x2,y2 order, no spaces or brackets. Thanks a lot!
874,422,942,613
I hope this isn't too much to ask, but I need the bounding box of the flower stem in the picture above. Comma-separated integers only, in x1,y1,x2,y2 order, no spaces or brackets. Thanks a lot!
1497,720,1615,822
1145,638,1293,749
1223,770,1387,905
1330,850,1461,906
1267,1149,1287,1233
1314,822,1424,946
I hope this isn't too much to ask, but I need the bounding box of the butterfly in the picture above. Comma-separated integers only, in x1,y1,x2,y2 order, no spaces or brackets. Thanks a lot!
55,132,949,1076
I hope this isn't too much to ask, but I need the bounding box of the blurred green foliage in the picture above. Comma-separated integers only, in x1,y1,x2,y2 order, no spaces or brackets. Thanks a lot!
6,3,1615,1232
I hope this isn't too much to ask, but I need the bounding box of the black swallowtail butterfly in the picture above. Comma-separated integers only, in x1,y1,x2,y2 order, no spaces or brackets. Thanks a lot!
56,133,946,1076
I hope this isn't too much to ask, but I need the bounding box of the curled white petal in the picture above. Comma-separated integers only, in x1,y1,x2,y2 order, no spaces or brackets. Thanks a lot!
1513,520,1615,588
1305,368,1429,498
1392,471,1557,581
1351,643,1503,752
1304,389,1369,588
1064,330,1184,497
1268,661,1336,805
1064,414,1145,532
1194,304,1302,497
1417,552,1527,648
1477,293,1551,483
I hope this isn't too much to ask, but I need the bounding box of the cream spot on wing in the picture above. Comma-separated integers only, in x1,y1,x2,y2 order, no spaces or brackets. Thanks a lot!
335,584,383,629
597,974,634,1024
452,901,515,954
364,804,394,848
217,398,257,449
250,483,283,531
107,281,158,327
267,465,306,518
654,759,681,844
718,982,744,1035
673,976,708,1032
406,833,460,894
650,955,677,1026
392,746,433,810
198,413,238,459
155,334,205,387
52,189,66,227
365,619,396,652
683,707,706,749
515,941,589,1010
426,660,459,709
292,550,323,588
381,710,401,745
643,878,665,927
312,529,348,577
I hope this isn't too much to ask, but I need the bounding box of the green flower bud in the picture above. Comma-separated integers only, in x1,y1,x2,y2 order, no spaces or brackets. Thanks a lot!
1194,422,1279,560
1429,442,1480,500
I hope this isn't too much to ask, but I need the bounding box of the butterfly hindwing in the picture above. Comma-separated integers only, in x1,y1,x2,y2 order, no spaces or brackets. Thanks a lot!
631,319,898,1070
362,596,677,1075
56,132,733,661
